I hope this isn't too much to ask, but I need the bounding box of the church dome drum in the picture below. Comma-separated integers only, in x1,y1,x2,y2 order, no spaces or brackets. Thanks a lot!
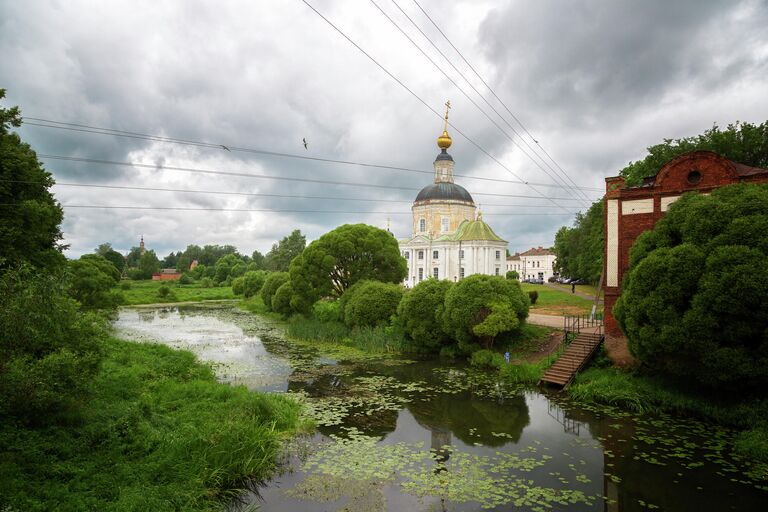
414,182,474,205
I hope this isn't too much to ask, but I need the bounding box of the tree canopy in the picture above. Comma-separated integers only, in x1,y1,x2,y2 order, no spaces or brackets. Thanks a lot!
289,224,407,313
614,183,768,390
620,121,768,186
397,278,452,353
264,230,306,272
0,89,65,270
553,200,604,283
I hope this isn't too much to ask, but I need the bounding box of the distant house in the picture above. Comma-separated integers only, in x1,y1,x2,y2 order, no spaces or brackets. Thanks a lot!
152,268,182,281
506,247,556,281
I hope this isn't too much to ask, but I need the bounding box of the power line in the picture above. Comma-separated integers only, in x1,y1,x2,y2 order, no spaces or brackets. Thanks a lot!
0,178,582,208
410,0,591,202
0,203,580,216
298,0,583,214
22,118,603,192
379,0,591,205
36,154,594,201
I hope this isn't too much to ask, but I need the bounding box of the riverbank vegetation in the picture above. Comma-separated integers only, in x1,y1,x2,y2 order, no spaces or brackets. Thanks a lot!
117,279,234,305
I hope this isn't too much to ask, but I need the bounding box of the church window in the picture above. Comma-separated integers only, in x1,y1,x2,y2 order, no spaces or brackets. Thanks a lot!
460,267,465,279
432,250,439,259
495,268,499,276
441,217,449,233
495,250,500,260
419,219,426,232
459,249,464,259
418,268,424,281
433,267,439,279
403,251,409,259
418,250,424,260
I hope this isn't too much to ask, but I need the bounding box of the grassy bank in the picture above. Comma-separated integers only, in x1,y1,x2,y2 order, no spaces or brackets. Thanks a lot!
520,283,599,316
569,367,768,465
0,338,302,511
117,279,234,305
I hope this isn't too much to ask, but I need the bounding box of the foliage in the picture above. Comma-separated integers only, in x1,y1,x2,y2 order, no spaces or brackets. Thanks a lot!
527,290,539,305
613,184,768,390
176,243,240,268
251,249,266,270
68,255,123,309
128,250,161,280
261,271,289,311
160,250,182,269
553,200,603,284
242,270,268,298
506,270,519,280
313,299,342,323
95,243,126,274
158,285,171,298
288,315,351,343
396,278,452,354
0,338,301,510
214,253,245,284
619,121,768,186
272,281,294,316
116,279,233,305
0,90,65,270
289,224,407,312
264,229,306,271
342,280,403,328
0,266,104,425
349,325,405,353
178,272,193,285
231,275,245,295
120,281,131,290
498,358,553,385
469,349,505,369
199,277,214,288
442,275,530,353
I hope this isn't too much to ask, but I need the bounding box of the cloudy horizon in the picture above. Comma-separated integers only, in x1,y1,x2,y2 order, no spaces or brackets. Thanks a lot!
2,0,767,259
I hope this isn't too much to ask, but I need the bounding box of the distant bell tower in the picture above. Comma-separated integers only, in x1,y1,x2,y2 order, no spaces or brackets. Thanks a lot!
434,100,454,184
140,235,145,256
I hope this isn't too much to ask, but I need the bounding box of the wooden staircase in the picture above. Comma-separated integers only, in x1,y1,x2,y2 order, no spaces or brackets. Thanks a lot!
540,330,604,389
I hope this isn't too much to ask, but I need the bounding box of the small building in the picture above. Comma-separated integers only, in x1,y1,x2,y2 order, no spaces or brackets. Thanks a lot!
152,268,182,281
506,247,556,281
603,151,768,336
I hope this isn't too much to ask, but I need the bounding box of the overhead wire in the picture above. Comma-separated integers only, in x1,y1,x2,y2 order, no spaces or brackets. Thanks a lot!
381,0,592,205
22,118,602,193
410,0,592,202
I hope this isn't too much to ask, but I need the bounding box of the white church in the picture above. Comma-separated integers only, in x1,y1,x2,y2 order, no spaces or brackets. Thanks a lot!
399,105,508,287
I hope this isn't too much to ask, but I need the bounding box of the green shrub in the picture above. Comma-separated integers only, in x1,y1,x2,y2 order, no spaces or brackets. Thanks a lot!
68,256,123,309
614,183,768,390
178,272,193,285
528,290,538,305
343,280,403,328
313,300,341,322
200,277,214,288
272,281,294,316
260,271,289,311
443,274,530,353
158,285,171,298
506,270,519,280
499,360,549,385
397,278,452,354
0,267,104,425
120,281,132,290
470,349,505,369
232,276,245,295
242,270,268,298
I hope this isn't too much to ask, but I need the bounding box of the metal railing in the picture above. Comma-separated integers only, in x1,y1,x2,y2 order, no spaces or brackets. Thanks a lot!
558,314,605,382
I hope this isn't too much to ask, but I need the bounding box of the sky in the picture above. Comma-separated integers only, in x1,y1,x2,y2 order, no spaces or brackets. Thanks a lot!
2,0,767,259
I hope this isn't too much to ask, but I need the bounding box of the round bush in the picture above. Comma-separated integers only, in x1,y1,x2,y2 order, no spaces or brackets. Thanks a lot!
614,183,768,390
242,270,268,298
272,281,294,316
178,273,193,285
343,281,404,328
397,279,452,353
232,276,245,295
442,274,530,353
158,285,171,298
528,290,538,305
260,272,289,311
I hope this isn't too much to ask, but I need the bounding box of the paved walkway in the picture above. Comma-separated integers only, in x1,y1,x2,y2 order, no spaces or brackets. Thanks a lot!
528,313,602,335
542,282,603,303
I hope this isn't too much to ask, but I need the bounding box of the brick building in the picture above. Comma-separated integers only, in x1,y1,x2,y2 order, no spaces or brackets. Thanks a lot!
604,151,768,336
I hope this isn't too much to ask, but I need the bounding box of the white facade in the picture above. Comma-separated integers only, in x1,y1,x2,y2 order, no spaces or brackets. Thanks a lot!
507,247,557,281
400,237,507,287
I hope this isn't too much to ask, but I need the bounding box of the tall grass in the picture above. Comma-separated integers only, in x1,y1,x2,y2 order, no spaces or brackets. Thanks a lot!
498,352,559,385
287,316,350,343
118,279,234,305
0,338,302,511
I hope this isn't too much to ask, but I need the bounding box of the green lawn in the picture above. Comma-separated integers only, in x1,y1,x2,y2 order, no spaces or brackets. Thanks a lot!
546,282,603,299
117,279,234,305
520,283,600,316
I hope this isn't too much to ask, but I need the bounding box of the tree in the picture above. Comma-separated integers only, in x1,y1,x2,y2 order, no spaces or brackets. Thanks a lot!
442,274,530,353
68,256,121,309
272,281,294,316
0,89,65,270
397,278,452,353
161,251,181,269
261,272,289,311
242,270,268,298
214,253,245,284
289,224,407,313
265,230,306,271
125,246,142,269
131,250,160,280
342,280,403,328
251,250,266,270
613,183,768,390
94,243,125,274
553,200,604,283
506,270,519,280
620,121,768,186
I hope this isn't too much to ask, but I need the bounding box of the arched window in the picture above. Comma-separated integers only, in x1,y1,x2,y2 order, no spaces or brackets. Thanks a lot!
419,218,426,232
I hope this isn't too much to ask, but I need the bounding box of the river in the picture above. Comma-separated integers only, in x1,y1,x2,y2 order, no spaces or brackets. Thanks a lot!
114,303,767,511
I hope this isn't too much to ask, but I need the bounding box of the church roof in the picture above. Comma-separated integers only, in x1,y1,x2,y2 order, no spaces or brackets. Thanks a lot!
414,182,474,204
451,218,505,242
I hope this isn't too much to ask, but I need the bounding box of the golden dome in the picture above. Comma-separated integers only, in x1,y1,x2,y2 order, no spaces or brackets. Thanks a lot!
437,129,452,149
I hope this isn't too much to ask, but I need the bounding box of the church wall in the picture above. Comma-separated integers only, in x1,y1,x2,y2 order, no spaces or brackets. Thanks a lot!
412,202,476,236
399,239,507,287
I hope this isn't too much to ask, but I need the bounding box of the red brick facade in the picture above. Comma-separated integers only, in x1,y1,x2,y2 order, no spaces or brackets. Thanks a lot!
603,151,768,336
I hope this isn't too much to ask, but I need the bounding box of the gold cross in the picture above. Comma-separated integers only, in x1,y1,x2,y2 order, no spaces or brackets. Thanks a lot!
443,100,451,129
